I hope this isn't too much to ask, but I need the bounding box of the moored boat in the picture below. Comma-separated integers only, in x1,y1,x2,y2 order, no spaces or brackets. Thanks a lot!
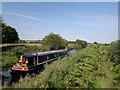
11,49,68,73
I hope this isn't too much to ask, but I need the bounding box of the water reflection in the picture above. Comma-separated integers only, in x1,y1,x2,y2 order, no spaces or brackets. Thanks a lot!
0,71,12,85
68,50,76,55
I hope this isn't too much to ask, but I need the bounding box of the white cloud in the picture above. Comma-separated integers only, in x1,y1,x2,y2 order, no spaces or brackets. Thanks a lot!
3,11,53,23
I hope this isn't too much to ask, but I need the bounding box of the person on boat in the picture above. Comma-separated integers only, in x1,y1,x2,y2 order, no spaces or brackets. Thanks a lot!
26,59,28,66
22,58,26,64
19,55,23,63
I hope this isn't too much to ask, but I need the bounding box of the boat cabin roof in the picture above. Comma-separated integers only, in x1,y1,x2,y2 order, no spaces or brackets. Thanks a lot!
23,54,36,58
23,49,67,58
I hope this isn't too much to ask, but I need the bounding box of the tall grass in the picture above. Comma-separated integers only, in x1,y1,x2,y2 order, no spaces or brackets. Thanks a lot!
8,45,113,88
2,44,119,89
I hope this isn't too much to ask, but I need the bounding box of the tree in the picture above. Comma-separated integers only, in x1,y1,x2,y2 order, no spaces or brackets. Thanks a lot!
42,33,68,50
1,17,19,43
93,41,98,44
75,39,87,49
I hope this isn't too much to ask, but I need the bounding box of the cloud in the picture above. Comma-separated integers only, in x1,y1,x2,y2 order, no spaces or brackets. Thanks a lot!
3,11,53,23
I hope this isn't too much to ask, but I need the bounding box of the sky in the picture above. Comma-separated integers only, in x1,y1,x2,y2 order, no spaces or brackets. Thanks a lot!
2,2,118,43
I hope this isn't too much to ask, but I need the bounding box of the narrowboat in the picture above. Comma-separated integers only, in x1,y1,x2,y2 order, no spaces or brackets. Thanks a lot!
11,49,68,73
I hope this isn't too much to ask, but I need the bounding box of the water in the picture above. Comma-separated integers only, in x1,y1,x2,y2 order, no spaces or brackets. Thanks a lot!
0,50,76,85
68,50,76,55
0,71,12,85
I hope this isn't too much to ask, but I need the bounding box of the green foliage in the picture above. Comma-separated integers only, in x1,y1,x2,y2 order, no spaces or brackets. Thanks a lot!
28,40,41,43
108,40,120,64
2,52,18,69
42,33,68,50
11,45,111,88
17,40,27,43
93,41,98,44
107,40,120,88
75,39,87,49
1,17,19,43
3,41,119,88
68,39,87,50
68,43,75,50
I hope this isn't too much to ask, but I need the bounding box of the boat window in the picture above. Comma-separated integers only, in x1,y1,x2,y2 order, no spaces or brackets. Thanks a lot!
48,54,55,60
56,53,60,57
38,56,45,63
62,52,64,55
54,53,57,57
27,57,37,66
60,52,65,56
44,55,48,60
19,56,27,64
59,52,62,56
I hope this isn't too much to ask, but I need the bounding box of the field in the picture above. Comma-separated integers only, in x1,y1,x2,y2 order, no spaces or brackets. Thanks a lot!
0,43,42,47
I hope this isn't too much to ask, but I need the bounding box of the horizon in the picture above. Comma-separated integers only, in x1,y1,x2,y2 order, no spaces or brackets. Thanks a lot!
2,2,118,43
16,38,115,44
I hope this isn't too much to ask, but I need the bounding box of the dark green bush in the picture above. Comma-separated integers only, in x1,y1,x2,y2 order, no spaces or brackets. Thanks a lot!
107,40,120,88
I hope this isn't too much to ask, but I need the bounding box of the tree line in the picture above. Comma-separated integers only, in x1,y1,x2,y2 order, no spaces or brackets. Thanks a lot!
1,16,87,50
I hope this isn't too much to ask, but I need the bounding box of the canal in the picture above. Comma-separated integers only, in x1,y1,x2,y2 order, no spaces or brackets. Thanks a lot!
0,50,76,85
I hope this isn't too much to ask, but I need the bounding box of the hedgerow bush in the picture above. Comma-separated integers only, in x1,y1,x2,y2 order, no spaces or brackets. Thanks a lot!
107,40,120,88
